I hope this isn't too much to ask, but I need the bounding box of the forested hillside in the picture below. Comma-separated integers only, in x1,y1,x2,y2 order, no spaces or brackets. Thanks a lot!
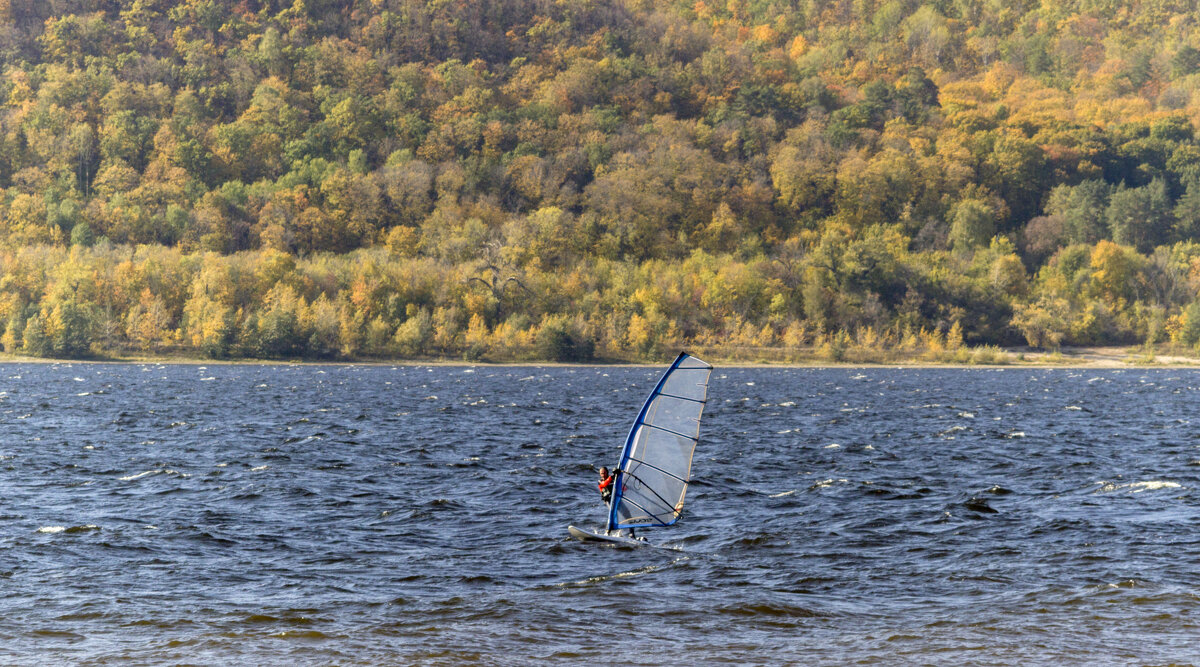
1,0,1200,360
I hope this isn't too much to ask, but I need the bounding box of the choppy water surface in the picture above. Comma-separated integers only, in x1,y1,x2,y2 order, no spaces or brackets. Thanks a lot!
3,364,1200,664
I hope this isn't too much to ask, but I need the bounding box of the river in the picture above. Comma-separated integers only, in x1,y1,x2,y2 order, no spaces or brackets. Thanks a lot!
1,363,1197,664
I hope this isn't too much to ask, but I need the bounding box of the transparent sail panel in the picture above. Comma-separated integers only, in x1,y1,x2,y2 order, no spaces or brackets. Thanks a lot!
660,367,710,402
644,395,702,438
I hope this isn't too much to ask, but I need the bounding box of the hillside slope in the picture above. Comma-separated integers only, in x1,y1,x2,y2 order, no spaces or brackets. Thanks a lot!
1,0,1199,359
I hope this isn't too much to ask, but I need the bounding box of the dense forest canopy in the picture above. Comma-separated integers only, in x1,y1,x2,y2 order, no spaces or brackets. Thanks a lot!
1,0,1200,360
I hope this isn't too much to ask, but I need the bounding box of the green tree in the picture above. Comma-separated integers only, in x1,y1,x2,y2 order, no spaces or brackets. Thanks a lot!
1107,179,1173,252
949,198,997,253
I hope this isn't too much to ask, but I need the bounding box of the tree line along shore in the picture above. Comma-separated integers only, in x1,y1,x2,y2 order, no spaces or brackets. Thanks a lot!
3,3,1200,360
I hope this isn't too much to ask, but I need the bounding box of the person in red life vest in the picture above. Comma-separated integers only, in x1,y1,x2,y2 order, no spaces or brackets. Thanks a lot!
597,466,615,504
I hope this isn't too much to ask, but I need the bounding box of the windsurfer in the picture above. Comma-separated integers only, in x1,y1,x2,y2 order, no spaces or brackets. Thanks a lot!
598,467,640,539
597,466,615,504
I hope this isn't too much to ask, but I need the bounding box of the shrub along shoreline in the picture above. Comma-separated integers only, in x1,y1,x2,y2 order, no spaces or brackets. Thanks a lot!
3,340,1194,369
5,242,1200,365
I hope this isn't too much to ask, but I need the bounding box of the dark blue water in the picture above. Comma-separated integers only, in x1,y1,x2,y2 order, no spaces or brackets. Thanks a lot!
2,363,1199,664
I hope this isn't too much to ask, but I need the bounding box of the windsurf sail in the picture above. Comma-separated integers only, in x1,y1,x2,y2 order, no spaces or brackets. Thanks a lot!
606,352,713,532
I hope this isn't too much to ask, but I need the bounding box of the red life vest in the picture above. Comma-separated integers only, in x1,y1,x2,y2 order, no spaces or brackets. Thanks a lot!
598,475,614,491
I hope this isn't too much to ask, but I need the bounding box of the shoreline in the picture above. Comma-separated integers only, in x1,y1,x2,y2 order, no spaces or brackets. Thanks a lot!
1,345,1199,368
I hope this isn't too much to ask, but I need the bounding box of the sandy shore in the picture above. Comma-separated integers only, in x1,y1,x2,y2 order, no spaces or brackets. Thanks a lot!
1,345,1199,367
999,346,1200,368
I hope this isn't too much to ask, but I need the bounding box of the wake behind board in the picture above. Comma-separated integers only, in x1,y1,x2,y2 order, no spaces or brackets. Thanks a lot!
567,525,649,546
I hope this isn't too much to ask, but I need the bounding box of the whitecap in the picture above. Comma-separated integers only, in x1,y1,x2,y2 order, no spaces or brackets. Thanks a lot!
1006,431,1026,438
35,524,100,535
824,443,841,449
769,490,796,498
958,412,975,418
1129,481,1182,492
120,470,160,481
779,401,796,407
1065,406,1083,411
1095,480,1182,493
250,465,269,471
120,469,188,481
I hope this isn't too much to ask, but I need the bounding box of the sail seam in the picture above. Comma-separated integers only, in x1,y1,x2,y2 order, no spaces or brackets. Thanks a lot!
654,392,707,404
626,456,689,484
643,422,699,441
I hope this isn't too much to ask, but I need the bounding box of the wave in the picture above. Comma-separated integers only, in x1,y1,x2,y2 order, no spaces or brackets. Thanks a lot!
119,469,188,481
1094,480,1183,493
37,525,100,534
555,557,689,586
714,601,826,618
